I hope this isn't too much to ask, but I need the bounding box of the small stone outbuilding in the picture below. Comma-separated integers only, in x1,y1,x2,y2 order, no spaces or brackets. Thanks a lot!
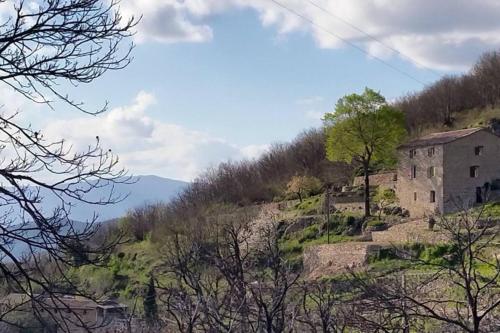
396,127,500,217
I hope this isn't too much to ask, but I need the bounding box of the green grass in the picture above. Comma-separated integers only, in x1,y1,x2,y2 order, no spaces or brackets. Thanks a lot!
367,243,458,272
71,239,169,312
280,218,354,266
286,194,324,216
481,201,500,218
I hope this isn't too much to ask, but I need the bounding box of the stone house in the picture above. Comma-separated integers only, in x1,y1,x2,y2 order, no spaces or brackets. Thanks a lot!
396,127,500,217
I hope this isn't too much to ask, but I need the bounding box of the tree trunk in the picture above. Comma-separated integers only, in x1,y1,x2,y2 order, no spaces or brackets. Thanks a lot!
363,162,370,217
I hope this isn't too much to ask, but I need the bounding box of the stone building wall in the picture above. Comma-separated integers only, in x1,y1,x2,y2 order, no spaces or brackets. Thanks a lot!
443,130,500,213
396,144,444,217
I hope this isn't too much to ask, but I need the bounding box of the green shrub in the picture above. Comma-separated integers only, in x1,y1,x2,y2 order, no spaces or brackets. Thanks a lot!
298,225,319,243
366,218,385,227
482,201,500,218
280,239,303,255
420,243,456,264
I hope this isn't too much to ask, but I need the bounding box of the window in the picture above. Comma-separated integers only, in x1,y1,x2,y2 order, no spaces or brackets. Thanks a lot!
393,174,398,181
476,187,483,204
475,146,483,156
409,149,416,158
430,191,436,203
411,165,417,179
414,192,417,201
428,147,435,157
428,166,435,178
470,166,479,178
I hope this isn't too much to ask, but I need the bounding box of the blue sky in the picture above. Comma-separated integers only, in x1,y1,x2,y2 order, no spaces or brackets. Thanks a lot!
2,0,500,181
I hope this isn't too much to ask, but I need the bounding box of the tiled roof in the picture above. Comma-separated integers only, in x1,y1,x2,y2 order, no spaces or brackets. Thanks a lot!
398,127,486,149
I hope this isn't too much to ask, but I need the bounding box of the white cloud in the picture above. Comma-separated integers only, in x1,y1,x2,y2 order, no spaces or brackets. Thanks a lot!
121,0,500,71
121,0,213,43
42,91,267,181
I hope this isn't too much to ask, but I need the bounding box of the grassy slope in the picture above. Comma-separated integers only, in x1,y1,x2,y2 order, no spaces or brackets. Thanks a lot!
73,240,165,311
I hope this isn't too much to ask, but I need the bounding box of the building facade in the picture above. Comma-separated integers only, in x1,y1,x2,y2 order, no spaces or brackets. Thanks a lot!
396,128,500,217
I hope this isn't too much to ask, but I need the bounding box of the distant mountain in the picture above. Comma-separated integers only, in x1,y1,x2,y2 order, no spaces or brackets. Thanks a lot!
41,175,189,222
70,175,188,221
4,176,187,259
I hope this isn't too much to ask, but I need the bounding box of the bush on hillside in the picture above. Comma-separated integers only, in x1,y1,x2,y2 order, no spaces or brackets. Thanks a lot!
286,175,322,202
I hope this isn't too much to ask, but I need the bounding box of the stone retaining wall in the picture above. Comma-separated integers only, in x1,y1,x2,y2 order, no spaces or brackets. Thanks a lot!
334,202,365,213
371,220,448,244
353,172,397,189
303,242,384,279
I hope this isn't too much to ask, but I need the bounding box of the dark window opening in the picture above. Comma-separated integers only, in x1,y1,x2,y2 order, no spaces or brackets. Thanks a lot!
470,166,479,178
393,174,398,181
414,192,417,201
409,149,416,158
411,165,417,179
428,147,435,157
476,187,483,204
428,166,435,178
475,146,483,156
430,191,436,203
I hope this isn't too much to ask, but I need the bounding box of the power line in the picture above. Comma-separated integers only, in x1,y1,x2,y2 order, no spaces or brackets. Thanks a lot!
305,0,442,78
267,0,429,86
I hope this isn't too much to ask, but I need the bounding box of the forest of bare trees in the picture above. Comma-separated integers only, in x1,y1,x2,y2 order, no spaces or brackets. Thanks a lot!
397,51,500,132
166,129,352,215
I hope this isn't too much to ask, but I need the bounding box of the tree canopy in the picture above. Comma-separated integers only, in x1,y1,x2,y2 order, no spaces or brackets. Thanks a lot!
324,88,406,167
324,88,406,216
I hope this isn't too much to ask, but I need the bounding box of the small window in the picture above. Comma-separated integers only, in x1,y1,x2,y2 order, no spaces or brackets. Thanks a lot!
427,166,435,178
411,165,417,179
430,191,436,203
475,146,483,156
428,147,435,157
414,192,417,201
393,174,398,181
470,166,479,178
409,149,416,158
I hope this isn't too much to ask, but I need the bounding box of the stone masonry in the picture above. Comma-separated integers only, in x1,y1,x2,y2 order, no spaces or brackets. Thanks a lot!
397,128,500,217
303,242,383,279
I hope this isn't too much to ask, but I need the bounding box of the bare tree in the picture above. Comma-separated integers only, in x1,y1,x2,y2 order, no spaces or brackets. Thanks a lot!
293,281,349,333
350,206,500,333
0,0,137,331
157,206,300,333
0,0,136,113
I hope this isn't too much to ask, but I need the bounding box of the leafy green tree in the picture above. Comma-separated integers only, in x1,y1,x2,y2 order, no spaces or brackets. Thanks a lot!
286,175,322,202
324,88,406,217
144,275,158,325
